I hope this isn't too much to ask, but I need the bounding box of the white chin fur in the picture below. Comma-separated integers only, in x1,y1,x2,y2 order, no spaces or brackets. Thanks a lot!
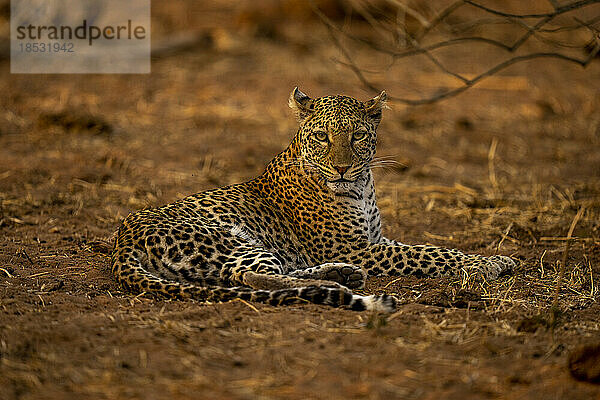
327,181,353,194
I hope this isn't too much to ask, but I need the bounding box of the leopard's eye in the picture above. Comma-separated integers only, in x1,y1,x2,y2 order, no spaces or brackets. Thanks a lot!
353,130,368,141
313,131,328,142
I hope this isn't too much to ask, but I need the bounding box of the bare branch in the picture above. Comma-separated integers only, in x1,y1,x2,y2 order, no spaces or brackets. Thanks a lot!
315,1,469,84
311,3,512,58
415,36,513,52
403,33,470,83
383,0,431,29
389,51,600,105
324,25,382,94
416,1,465,40
313,0,600,105
547,0,561,10
464,0,600,19
348,0,392,42
574,16,600,35
509,15,555,50
538,15,600,32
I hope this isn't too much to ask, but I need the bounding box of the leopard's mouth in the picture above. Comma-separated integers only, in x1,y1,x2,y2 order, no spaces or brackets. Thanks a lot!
326,179,355,195
330,178,354,183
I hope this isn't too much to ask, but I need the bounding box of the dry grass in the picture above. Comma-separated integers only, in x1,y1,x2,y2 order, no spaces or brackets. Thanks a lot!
1,1,600,398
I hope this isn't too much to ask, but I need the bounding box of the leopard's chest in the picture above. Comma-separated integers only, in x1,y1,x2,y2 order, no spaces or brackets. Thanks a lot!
336,194,379,241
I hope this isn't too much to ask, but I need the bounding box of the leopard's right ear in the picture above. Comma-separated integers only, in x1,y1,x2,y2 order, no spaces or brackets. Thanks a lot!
364,90,387,126
288,87,314,121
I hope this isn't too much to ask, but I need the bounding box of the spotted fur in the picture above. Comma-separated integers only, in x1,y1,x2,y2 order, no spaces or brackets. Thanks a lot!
111,88,515,312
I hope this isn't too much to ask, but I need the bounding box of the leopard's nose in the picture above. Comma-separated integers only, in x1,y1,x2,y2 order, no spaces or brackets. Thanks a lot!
334,166,350,176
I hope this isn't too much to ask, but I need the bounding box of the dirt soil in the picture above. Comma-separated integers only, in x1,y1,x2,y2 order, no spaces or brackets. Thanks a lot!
1,1,600,399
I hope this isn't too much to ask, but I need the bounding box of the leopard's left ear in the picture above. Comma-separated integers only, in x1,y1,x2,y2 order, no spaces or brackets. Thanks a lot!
288,87,314,122
364,90,387,125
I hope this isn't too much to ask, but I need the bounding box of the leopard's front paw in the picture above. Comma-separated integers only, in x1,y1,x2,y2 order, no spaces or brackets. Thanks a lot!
476,255,516,280
294,263,366,289
322,263,366,289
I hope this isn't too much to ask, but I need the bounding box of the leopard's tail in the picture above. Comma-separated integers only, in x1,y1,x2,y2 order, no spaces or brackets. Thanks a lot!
111,247,397,312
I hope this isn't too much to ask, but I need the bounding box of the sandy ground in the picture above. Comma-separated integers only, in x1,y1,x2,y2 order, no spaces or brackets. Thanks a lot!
1,1,600,399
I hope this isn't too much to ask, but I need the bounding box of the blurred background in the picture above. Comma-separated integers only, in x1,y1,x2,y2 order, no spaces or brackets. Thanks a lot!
1,1,600,398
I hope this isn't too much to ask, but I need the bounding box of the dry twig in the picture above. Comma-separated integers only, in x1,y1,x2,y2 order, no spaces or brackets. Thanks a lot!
551,207,586,312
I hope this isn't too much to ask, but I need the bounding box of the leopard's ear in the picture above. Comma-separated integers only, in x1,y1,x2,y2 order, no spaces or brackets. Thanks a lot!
288,87,314,121
364,90,387,126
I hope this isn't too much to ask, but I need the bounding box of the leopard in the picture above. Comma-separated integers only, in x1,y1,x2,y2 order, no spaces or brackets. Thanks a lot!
111,88,515,312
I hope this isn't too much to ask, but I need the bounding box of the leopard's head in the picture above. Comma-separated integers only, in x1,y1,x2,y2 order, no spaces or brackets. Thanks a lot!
289,88,386,195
